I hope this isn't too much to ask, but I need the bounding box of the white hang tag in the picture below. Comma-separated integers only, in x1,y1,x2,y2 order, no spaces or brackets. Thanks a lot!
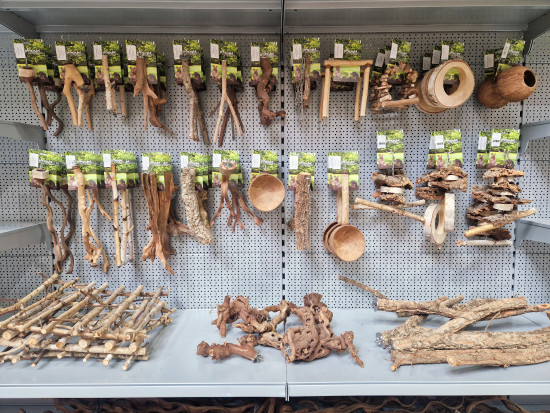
432,49,441,65
334,43,344,59
142,156,150,172
491,132,502,147
55,45,67,61
390,42,398,60
501,42,511,59
251,46,260,62
292,43,302,61
377,134,387,149
484,53,494,69
93,44,103,60
210,43,219,59
375,52,385,68
29,152,39,168
434,135,445,150
478,135,488,151
423,56,431,71
289,155,299,170
173,44,183,60
126,44,137,61
441,44,450,61
65,155,76,170
252,153,261,169
102,153,111,168
14,42,25,59
212,153,222,168
181,154,189,168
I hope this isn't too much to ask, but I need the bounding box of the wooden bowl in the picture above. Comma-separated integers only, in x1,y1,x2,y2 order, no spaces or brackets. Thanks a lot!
328,224,365,262
322,221,340,253
496,65,537,102
477,78,508,108
248,174,285,212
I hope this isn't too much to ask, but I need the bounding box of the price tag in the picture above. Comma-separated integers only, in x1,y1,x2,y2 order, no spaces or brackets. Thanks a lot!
384,49,390,65
65,155,76,170
126,44,136,61
13,42,25,59
434,135,445,150
212,153,221,168
390,42,398,60
292,43,302,61
289,155,299,170
423,56,431,71
142,156,150,172
173,44,183,60
93,44,103,60
210,42,219,59
478,135,488,151
102,153,111,168
251,46,260,62
334,43,344,59
431,49,441,65
484,53,494,69
332,156,341,171
441,44,450,61
491,132,501,147
375,52,385,68
29,152,39,168
181,154,189,168
501,42,511,59
55,45,67,61
252,153,261,169
377,134,387,149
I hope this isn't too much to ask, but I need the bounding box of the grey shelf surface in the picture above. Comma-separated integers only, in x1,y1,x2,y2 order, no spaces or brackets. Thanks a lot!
0,310,287,399
519,120,550,155
0,120,45,149
0,221,49,252
286,309,550,397
515,218,550,247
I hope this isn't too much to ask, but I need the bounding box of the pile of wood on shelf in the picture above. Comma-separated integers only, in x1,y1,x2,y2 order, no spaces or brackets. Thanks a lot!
460,167,536,245
339,276,550,371
0,273,175,370
197,293,363,367
370,63,418,114
371,171,414,206
415,165,468,201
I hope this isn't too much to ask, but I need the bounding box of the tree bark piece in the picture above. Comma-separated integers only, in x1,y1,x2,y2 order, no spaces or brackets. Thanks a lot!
447,346,550,367
256,57,285,126
181,168,214,244
214,61,242,145
464,208,536,238
181,60,210,143
62,64,85,127
289,172,311,250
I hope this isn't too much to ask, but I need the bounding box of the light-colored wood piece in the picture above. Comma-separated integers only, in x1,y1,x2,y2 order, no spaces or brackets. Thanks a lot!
457,240,513,247
354,198,425,223
464,208,536,238
444,192,455,233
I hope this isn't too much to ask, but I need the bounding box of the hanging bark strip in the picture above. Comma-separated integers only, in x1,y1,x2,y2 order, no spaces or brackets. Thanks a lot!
213,61,243,146
73,167,109,273
181,168,214,244
288,172,311,250
256,57,285,126
210,161,263,231
181,60,210,144
61,64,85,127
133,57,173,134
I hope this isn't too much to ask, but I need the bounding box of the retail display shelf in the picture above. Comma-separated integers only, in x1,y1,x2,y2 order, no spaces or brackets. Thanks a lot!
515,218,550,246
0,221,49,252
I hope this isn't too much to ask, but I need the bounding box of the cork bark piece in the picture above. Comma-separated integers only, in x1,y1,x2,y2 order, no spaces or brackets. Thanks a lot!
482,168,525,179
415,186,445,201
415,166,467,184
372,171,413,189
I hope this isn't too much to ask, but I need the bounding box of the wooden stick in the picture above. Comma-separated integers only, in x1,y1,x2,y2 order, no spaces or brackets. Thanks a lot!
354,198,425,223
322,68,331,118
324,59,373,68
339,174,349,225
354,69,362,122
94,286,144,337
102,55,114,113
0,273,58,315
464,208,536,238
62,64,85,126
26,81,49,130
380,97,419,108
111,164,122,267
457,240,513,247
119,85,127,117
318,74,324,122
360,66,371,117
353,200,425,210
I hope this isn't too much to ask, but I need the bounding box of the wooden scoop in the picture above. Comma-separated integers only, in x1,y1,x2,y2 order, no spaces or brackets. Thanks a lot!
248,173,285,212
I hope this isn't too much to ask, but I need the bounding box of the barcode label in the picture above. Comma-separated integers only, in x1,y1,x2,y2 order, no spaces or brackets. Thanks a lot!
390,42,398,59
173,44,183,60
65,155,76,170
334,43,344,59
102,153,111,168
478,135,488,151
289,155,299,170
484,53,494,69
55,45,67,61
93,44,103,60
429,135,436,150
13,42,25,59
210,43,219,59
142,156,150,171
434,135,445,150
377,134,387,149
332,156,341,171
423,56,431,71
384,49,390,65
375,52,385,68
441,44,450,61
251,46,260,62
126,44,136,61
432,49,441,65
29,152,39,168
501,42,511,59
491,132,502,147
181,154,189,168
292,43,302,61
252,153,261,168
212,153,221,168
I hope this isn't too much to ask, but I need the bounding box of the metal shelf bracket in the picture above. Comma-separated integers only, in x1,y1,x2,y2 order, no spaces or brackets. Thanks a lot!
0,120,46,149
519,120,550,155
514,219,550,247
524,11,550,57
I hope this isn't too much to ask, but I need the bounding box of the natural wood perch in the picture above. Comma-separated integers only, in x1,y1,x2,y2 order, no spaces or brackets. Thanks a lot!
61,64,85,127
256,57,285,126
102,55,116,114
213,61,243,146
181,168,214,244
38,83,63,136
288,172,311,250
19,67,48,131
181,60,209,144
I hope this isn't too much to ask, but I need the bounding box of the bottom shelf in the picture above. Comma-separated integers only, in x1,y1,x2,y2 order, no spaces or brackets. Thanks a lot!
1,309,550,398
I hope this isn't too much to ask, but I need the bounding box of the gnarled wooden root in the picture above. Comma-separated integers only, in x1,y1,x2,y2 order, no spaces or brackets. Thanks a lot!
256,57,285,126
181,168,214,244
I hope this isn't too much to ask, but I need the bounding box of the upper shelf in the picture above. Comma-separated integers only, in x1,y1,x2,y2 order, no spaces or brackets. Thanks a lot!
1,1,550,34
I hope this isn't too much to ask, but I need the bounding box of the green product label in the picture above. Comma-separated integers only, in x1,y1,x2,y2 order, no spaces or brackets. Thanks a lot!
489,129,520,168
181,152,210,191
250,41,279,87
427,130,462,169
174,39,205,87
496,39,525,77
377,130,404,171
142,152,171,190
251,150,279,180
126,40,157,85
93,41,123,88
476,131,492,169
288,152,315,190
29,149,65,190
210,40,242,85
55,41,91,84
103,150,138,190
66,151,104,190
291,38,321,83
427,131,445,169
14,39,54,84
212,150,242,188
327,152,359,190
484,50,496,78
332,39,362,83
389,39,410,65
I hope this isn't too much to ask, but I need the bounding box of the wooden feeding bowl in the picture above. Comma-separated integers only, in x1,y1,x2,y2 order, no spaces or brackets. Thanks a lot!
248,173,285,212
322,174,365,261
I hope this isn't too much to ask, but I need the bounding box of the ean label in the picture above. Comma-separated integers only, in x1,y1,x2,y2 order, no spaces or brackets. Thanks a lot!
212,153,221,168
93,44,103,60
289,155,298,170
29,152,39,168
102,153,111,168
210,43,219,59
423,56,431,71
334,43,344,59
491,133,502,147
126,44,136,61
484,53,495,69
142,156,150,171
55,45,67,61
478,135,488,151
441,44,450,61
434,135,445,150
65,155,76,170
377,135,387,149
173,44,183,60
13,42,25,59
181,155,189,168
292,43,302,61
252,153,261,169
251,46,260,62
375,52,385,68
390,42,398,60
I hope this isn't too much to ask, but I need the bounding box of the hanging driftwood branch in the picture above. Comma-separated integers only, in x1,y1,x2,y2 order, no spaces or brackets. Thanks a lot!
213,61,243,146
181,60,210,144
61,63,85,127
256,57,285,126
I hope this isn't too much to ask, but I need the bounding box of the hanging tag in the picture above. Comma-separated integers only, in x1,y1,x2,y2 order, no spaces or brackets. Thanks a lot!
292,43,302,61
332,155,341,171
102,153,111,168
478,134,488,151
423,56,431,71
441,44,450,61
484,53,494,69
142,156,150,172
251,153,261,169
210,42,219,59
29,152,39,168
173,44,183,60
289,154,299,170
429,135,436,150
491,132,501,147
126,44,136,61
501,42,511,59
93,44,103,60
14,42,25,59
390,42,398,60
251,46,260,62
65,154,76,170
377,134,387,149
375,52,385,68
181,154,189,168
434,135,445,150
334,43,344,59
212,152,221,168
55,44,67,61
431,49,441,65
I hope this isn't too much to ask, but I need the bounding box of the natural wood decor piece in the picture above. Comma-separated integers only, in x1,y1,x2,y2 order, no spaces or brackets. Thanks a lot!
133,57,173,134
212,60,244,147
416,59,475,113
256,57,285,126
248,173,285,212
31,169,74,274
321,59,372,121
288,172,311,250
101,55,117,115
38,83,64,136
459,167,536,245
370,63,418,114
181,60,209,144
197,293,364,367
61,63,95,129
294,54,315,118
0,273,174,370
181,168,214,244
339,275,550,370
372,170,414,206
323,174,365,262
18,67,48,131
210,161,263,231
73,166,110,272
478,66,538,109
